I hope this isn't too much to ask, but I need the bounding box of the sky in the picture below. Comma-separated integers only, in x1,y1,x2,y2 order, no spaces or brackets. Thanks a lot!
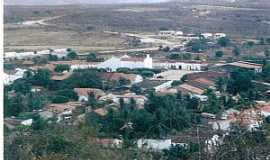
5,0,171,5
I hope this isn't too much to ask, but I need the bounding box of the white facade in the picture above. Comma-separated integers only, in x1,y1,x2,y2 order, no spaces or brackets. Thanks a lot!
214,33,226,39
97,55,153,71
4,68,27,85
50,48,69,58
21,119,33,126
154,61,205,71
137,139,172,151
201,33,213,39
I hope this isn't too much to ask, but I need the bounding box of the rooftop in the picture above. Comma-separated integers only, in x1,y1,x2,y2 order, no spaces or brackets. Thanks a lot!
178,83,205,95
229,61,263,69
51,72,72,81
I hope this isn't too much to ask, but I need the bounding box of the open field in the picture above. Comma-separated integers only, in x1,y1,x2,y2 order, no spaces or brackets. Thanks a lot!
4,1,270,53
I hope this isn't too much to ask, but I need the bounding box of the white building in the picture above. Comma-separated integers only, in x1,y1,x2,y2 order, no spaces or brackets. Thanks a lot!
97,54,153,71
201,33,213,39
50,48,69,58
214,33,226,39
154,60,207,71
4,68,27,85
137,139,172,151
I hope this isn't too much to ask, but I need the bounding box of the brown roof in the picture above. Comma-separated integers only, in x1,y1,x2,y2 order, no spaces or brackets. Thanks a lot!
120,57,144,62
45,101,81,113
185,71,229,81
74,88,105,98
49,60,98,66
100,72,137,82
30,64,56,72
93,108,108,116
51,72,72,81
178,83,205,95
22,60,34,65
229,61,262,69
154,59,207,64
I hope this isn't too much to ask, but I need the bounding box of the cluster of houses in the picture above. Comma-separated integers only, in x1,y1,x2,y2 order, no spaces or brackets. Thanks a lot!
158,30,226,40
4,46,268,153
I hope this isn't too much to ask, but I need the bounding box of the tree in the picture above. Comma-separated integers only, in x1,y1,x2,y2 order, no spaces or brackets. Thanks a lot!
87,92,97,108
32,115,47,130
232,46,241,57
86,53,97,62
54,64,70,73
56,89,78,101
32,69,51,87
215,50,224,58
12,79,32,94
130,84,142,94
218,37,230,47
66,69,103,89
51,95,69,104
264,47,270,59
227,69,253,95
67,50,77,59
117,77,130,87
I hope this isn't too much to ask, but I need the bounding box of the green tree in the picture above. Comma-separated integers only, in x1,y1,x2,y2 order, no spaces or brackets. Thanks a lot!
215,50,224,58
218,37,230,47
86,53,97,62
264,47,270,59
54,64,70,73
232,46,241,57
67,50,78,59
32,115,47,130
51,95,69,104
32,69,51,87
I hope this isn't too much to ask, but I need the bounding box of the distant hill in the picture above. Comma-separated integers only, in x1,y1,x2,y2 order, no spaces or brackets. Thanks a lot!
5,0,171,5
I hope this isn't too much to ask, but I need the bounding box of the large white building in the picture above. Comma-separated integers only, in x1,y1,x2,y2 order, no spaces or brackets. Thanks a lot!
97,54,153,71
97,54,207,71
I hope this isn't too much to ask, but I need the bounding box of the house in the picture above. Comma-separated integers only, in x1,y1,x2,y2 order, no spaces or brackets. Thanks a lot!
30,63,56,72
99,72,143,84
159,30,176,36
50,48,69,58
99,93,147,109
137,139,172,151
224,61,263,73
93,108,108,117
153,59,208,71
45,101,82,114
4,49,51,60
214,33,226,39
201,33,213,39
90,138,122,148
74,88,106,102
4,68,27,85
51,72,72,81
97,54,152,71
21,119,33,126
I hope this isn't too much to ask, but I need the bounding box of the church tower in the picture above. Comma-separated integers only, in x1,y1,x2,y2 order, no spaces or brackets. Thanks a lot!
144,54,153,69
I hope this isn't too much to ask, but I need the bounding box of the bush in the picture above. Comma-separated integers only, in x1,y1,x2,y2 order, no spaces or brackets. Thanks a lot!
52,95,69,103
55,64,70,73
141,71,154,77
218,37,230,47
215,51,224,58
56,89,78,100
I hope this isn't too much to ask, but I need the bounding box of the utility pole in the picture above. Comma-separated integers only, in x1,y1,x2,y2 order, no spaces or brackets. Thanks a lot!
197,125,201,160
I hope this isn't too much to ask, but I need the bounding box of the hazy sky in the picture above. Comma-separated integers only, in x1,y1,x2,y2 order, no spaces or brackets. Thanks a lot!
5,0,171,5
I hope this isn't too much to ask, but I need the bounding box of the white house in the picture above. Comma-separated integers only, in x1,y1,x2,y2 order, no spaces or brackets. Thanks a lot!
97,54,153,71
137,139,172,151
4,68,27,85
214,33,226,39
154,60,207,71
21,119,33,126
50,48,69,58
201,33,213,39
